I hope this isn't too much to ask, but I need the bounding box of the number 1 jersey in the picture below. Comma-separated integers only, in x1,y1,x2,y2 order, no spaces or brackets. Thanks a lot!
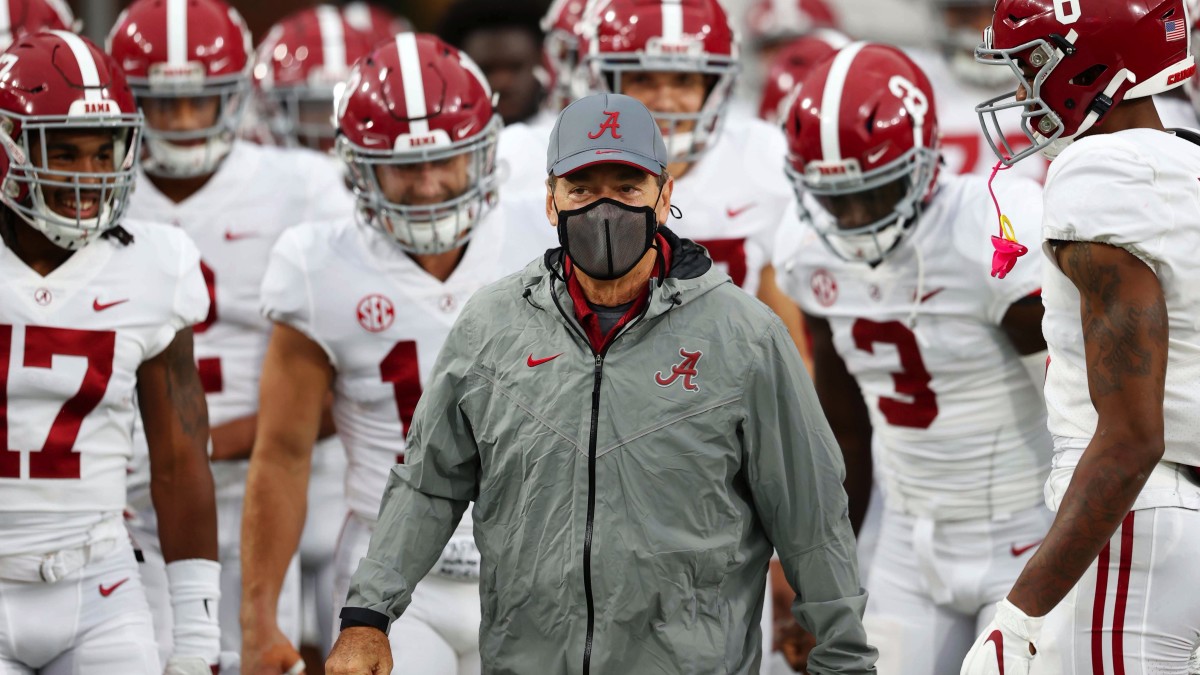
260,208,553,523
0,222,207,556
777,173,1051,520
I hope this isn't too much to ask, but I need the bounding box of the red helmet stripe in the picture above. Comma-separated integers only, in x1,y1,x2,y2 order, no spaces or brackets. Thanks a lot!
818,41,865,162
316,5,348,74
167,0,187,65
662,0,683,40
53,30,102,100
395,32,429,135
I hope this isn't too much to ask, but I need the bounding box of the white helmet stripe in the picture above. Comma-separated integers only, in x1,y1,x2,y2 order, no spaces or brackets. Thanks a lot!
819,40,866,162
316,5,348,75
661,0,683,40
52,30,102,102
396,33,429,136
167,0,187,65
0,1,11,44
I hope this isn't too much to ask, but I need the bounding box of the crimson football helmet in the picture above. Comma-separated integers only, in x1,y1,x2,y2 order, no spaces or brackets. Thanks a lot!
581,0,739,163
335,33,501,255
976,0,1195,164
0,31,141,250
254,5,400,150
785,42,940,264
745,0,839,49
107,0,253,177
540,0,596,112
0,0,77,50
339,1,411,40
757,30,849,125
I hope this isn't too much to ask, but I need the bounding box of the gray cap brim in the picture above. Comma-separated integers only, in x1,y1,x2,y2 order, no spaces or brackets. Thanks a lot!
549,148,664,177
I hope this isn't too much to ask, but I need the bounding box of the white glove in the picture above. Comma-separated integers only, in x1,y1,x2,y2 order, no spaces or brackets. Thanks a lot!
961,599,1044,675
165,559,221,674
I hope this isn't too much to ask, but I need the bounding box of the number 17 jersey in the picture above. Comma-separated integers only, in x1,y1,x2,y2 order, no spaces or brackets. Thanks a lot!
777,174,1052,520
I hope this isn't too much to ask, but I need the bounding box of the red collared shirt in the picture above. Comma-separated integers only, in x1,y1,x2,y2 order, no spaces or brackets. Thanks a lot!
564,233,672,353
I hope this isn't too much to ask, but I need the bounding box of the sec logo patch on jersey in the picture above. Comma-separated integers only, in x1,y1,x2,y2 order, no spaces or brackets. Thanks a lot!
356,294,395,332
811,268,838,307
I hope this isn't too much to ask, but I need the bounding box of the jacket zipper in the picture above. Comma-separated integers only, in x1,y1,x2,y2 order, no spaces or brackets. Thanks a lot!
582,353,602,675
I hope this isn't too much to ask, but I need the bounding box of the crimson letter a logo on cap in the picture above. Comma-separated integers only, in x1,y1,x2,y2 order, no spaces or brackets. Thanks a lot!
588,110,622,139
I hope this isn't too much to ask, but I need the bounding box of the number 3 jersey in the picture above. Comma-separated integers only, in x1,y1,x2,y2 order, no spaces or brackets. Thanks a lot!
260,208,552,525
776,173,1052,520
0,223,207,556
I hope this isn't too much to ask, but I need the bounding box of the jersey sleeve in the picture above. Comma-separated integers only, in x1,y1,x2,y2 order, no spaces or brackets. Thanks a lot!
301,151,356,223
971,175,1045,324
1041,137,1171,273
260,227,338,368
147,229,209,359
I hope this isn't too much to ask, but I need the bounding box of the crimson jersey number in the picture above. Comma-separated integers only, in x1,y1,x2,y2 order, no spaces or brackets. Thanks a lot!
851,319,938,429
0,325,116,479
695,238,748,288
379,340,421,464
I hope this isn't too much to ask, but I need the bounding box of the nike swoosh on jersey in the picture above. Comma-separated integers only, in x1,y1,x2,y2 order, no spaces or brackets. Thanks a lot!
1010,540,1043,557
725,203,757,219
527,353,563,367
984,629,1005,675
224,230,258,241
99,578,129,597
918,287,946,303
93,298,129,312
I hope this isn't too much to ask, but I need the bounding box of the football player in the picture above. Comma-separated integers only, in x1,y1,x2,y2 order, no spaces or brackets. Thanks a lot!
962,0,1200,671
774,43,1054,675
106,0,355,660
0,31,220,674
240,33,553,675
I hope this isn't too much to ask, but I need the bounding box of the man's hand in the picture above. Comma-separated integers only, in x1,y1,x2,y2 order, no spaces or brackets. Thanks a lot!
960,599,1044,675
326,627,392,675
242,622,304,675
775,617,816,672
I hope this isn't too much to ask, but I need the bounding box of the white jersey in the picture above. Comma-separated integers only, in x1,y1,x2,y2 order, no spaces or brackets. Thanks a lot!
496,116,555,205
670,114,793,295
1040,129,1200,511
126,141,354,427
260,207,545,523
907,49,1049,182
776,174,1052,520
0,222,207,556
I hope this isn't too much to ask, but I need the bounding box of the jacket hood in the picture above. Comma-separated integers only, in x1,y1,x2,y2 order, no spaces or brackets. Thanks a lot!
521,225,728,322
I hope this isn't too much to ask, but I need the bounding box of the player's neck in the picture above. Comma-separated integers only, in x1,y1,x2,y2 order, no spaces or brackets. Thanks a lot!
145,170,218,205
575,247,658,307
408,245,467,283
1087,98,1165,137
0,215,74,276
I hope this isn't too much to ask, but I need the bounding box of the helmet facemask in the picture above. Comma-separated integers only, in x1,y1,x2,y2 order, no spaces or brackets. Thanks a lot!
588,49,739,164
338,115,502,255
259,85,338,151
134,66,251,178
1,115,142,250
789,143,939,265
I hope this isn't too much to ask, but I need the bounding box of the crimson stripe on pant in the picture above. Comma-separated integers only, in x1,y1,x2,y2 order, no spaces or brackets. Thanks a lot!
1090,512,1137,675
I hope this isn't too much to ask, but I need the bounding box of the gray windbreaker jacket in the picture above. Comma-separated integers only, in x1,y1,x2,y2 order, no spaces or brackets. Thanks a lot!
344,230,876,674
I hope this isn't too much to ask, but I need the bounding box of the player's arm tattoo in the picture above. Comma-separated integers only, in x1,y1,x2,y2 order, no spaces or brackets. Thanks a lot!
1007,241,1166,616
1060,242,1166,398
162,327,209,450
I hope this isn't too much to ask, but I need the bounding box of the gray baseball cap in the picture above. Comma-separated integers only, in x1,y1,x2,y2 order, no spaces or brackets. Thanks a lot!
546,93,669,177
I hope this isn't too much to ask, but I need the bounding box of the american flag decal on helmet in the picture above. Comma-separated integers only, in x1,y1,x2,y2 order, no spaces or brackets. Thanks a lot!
1165,19,1185,41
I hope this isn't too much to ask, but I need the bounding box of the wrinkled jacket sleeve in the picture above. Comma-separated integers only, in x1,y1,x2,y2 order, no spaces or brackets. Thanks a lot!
742,317,877,674
342,309,481,625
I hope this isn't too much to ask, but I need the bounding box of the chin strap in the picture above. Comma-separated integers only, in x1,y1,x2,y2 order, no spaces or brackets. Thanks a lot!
987,159,1028,279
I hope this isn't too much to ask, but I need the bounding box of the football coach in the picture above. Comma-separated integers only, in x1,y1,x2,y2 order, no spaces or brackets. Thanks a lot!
326,93,877,675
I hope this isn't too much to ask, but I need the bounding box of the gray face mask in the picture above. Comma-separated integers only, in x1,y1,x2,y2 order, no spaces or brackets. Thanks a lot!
556,197,659,281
